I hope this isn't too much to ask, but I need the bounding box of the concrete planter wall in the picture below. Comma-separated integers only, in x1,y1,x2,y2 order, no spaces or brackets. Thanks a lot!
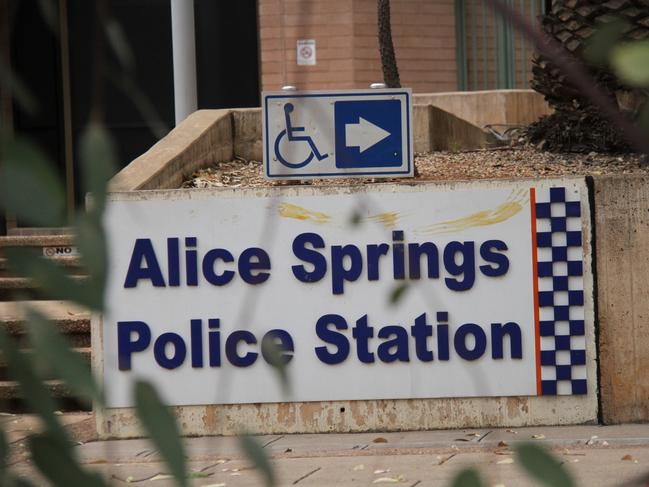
593,176,649,424
414,89,553,128
110,90,550,192
103,90,647,435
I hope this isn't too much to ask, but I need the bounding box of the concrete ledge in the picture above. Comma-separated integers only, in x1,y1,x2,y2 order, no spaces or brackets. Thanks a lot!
414,89,552,129
414,105,498,152
429,106,498,151
233,108,263,162
97,394,597,438
231,106,494,158
110,91,546,191
413,105,433,153
594,175,649,424
109,105,497,189
109,110,233,191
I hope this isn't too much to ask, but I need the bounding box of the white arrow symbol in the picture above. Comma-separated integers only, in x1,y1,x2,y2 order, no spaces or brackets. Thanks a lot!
345,117,391,153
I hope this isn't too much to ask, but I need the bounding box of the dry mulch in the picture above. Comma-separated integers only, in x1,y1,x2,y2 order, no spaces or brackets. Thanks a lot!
182,147,648,189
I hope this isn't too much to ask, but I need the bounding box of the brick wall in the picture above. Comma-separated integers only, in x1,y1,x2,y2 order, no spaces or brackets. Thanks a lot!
258,0,356,91
258,0,457,93
352,0,457,92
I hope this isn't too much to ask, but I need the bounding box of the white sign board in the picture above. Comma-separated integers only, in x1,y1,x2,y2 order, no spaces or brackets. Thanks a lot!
102,180,592,408
262,89,413,180
296,39,316,66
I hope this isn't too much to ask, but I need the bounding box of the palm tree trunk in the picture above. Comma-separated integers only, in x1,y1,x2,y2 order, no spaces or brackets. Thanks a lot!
377,0,400,88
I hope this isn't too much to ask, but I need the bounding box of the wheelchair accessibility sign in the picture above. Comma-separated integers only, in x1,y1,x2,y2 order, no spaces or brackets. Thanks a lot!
262,89,413,179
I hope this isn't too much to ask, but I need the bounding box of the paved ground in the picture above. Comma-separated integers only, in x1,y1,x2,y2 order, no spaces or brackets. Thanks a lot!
6,415,649,486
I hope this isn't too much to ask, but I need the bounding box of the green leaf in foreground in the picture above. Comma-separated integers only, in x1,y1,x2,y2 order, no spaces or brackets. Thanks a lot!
104,19,135,74
638,100,649,134
8,476,37,487
5,248,103,311
188,471,210,479
0,136,65,226
0,427,7,480
349,211,363,227
134,381,187,487
79,124,118,214
106,71,169,139
611,40,649,87
29,433,108,487
451,468,484,487
238,434,276,487
37,0,59,36
26,309,103,405
388,282,410,306
74,213,108,294
515,443,575,487
584,19,628,66
260,331,293,397
0,329,69,448
0,62,37,115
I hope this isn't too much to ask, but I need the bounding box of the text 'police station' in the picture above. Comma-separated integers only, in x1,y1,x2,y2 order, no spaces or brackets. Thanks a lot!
117,231,523,371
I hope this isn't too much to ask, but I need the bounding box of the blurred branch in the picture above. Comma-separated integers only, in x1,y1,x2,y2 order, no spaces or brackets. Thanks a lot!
90,0,107,123
0,60,37,117
37,0,59,37
105,70,169,139
103,18,135,75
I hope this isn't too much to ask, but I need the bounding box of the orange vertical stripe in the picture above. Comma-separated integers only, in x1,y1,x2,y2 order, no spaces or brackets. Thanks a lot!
530,188,542,396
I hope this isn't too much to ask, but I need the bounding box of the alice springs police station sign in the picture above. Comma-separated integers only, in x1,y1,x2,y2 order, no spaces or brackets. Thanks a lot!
101,180,594,408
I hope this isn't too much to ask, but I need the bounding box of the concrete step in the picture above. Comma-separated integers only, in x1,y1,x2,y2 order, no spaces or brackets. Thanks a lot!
6,227,73,236
0,236,92,410
0,300,90,346
0,379,72,400
0,235,88,300
0,347,91,381
0,275,89,301
0,255,84,277
0,380,91,412
0,301,92,410
5,330,89,349
0,300,90,333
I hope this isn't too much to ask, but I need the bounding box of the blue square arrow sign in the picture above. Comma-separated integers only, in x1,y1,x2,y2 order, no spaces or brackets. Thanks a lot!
262,89,412,180
334,99,403,168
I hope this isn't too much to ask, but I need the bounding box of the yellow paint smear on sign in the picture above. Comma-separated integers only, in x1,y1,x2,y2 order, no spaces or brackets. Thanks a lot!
418,189,528,235
366,212,400,228
278,203,331,224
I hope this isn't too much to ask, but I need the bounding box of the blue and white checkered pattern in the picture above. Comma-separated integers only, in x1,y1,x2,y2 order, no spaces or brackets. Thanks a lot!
536,187,587,396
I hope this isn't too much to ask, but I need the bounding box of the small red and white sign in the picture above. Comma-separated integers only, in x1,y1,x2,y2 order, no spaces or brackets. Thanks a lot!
297,39,316,66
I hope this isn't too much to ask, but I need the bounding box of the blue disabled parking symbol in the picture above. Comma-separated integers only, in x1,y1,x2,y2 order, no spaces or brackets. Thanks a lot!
262,89,412,179
334,99,402,168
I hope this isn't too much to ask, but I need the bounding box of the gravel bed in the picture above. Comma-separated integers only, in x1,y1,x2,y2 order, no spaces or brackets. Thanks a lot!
182,148,648,189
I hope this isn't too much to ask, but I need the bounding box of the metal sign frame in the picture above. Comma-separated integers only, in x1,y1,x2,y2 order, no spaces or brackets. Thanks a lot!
262,89,413,180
